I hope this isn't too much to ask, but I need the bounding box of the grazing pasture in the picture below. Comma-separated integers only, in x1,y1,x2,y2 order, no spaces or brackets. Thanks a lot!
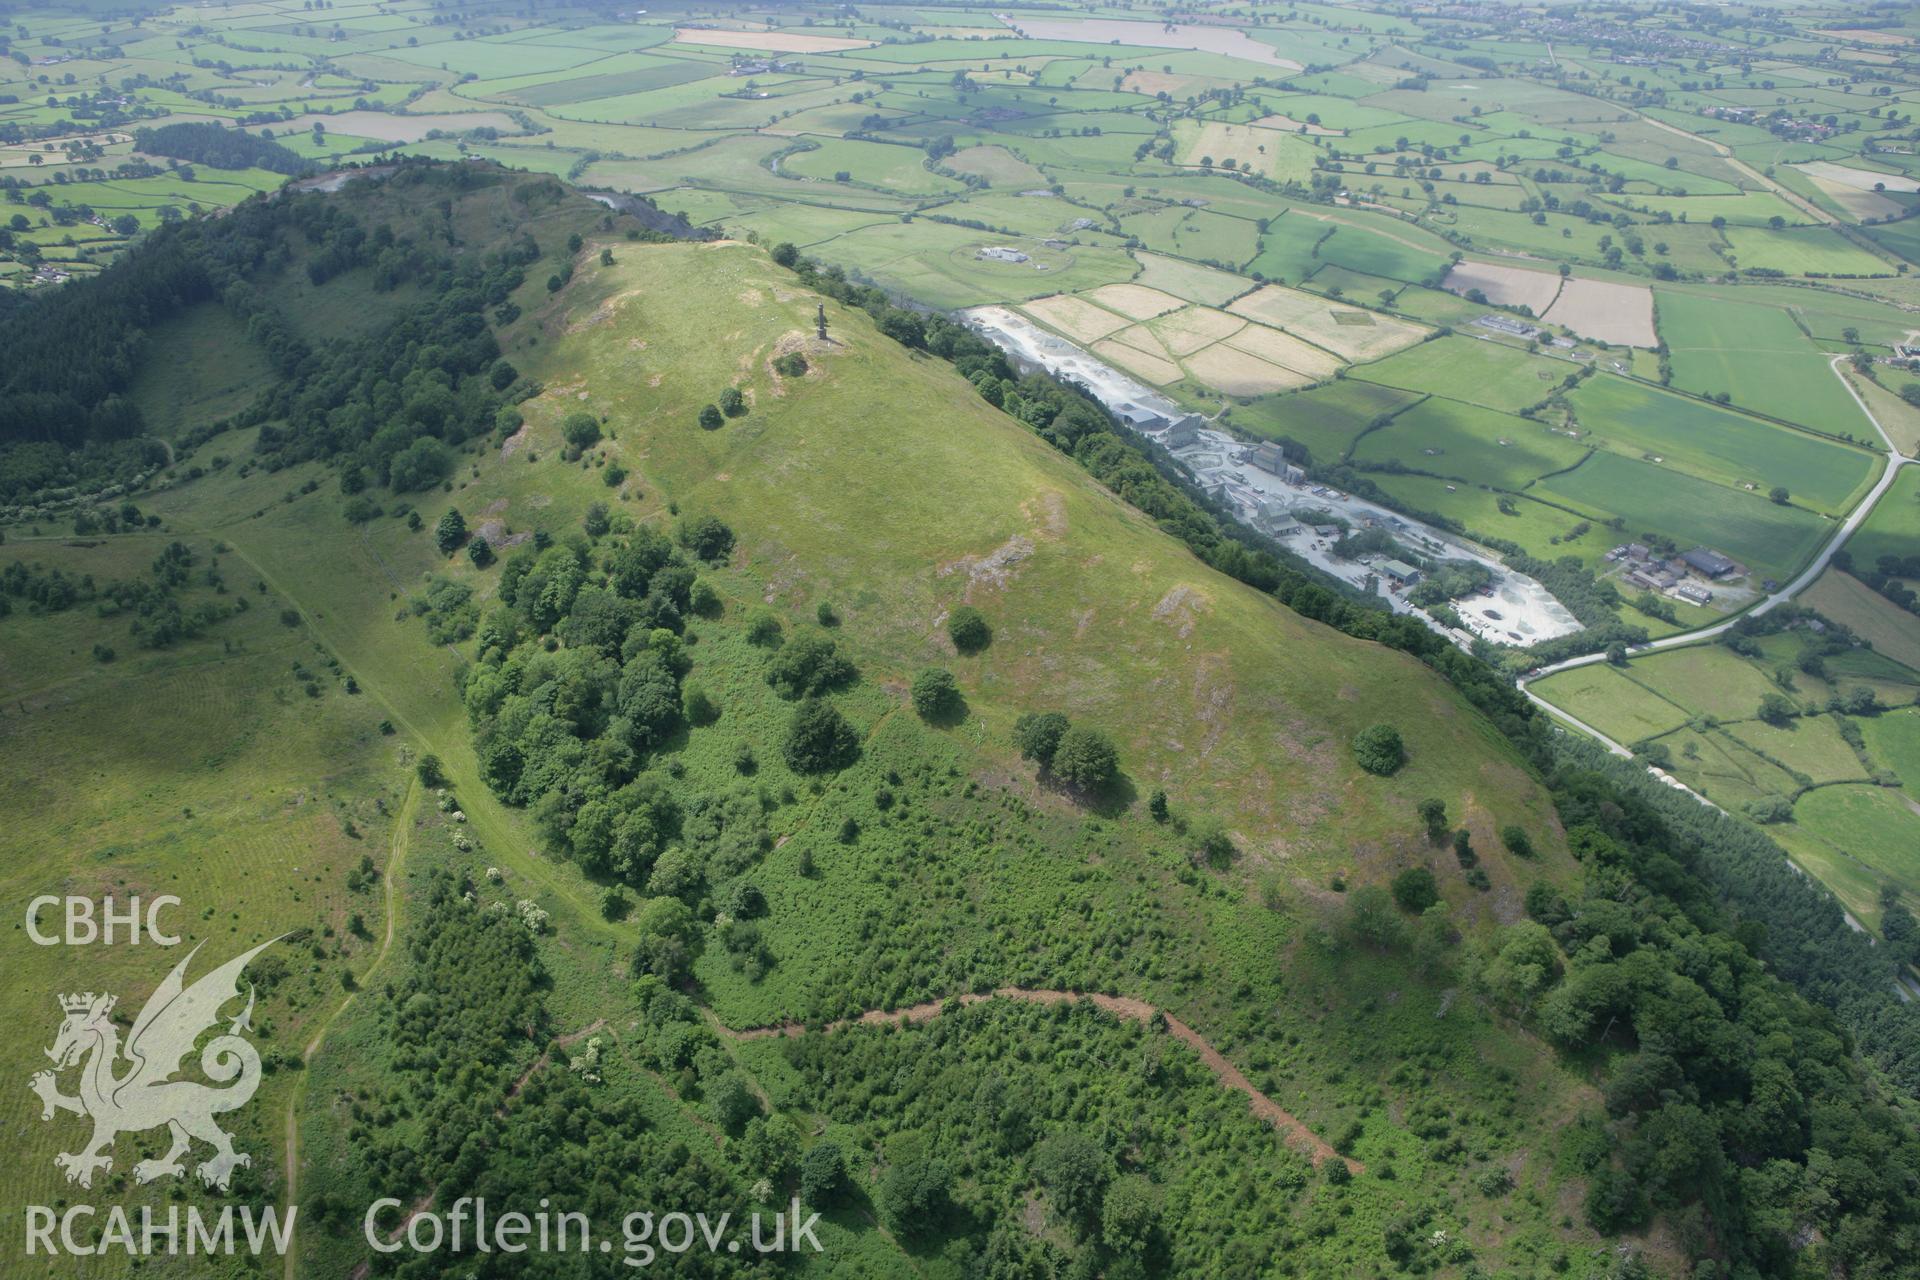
1357,335,1570,412
1248,213,1337,283
1727,716,1874,784
1657,290,1872,437
1532,664,1691,743
1803,571,1920,674
782,137,964,195
1237,379,1420,462
1133,251,1250,306
1565,376,1879,516
1863,709,1920,798
1723,225,1896,277
1542,451,1831,580
1314,223,1452,284
1791,785,1920,905
1120,204,1260,268
1847,465,1920,567
1353,397,1588,488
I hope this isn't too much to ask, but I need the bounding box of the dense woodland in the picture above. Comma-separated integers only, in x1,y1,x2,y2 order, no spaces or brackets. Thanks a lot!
0,163,635,507
1523,743,1920,1273
319,870,772,1278
131,121,313,176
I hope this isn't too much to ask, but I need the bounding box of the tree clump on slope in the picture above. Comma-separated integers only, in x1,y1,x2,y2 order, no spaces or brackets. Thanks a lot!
947,604,992,654
766,630,855,699
1352,723,1405,776
782,696,858,774
1013,710,1070,767
909,667,960,721
1051,726,1119,791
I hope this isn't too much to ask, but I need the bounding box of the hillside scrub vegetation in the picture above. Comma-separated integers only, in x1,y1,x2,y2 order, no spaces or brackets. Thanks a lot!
10,163,1919,1280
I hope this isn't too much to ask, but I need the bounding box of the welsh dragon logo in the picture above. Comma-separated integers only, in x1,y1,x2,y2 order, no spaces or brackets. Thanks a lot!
30,938,280,1192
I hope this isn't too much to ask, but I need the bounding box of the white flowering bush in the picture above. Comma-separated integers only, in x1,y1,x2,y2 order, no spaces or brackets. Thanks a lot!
516,899,550,934
567,1037,604,1084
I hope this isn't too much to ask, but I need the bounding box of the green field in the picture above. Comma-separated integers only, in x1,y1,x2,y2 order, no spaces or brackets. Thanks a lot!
1536,629,1920,925
781,136,968,196
1233,378,1420,464
1625,644,1790,722
1722,224,1898,276
1849,465,1920,568
1355,335,1572,412
1790,784,1920,909
1543,450,1832,581
1248,210,1336,282
1351,396,1589,488
0,532,403,1238
1864,708,1920,799
1565,374,1880,516
1656,290,1874,439
1532,664,1692,744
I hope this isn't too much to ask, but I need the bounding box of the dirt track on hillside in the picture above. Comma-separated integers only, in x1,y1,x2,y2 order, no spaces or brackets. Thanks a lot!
724,987,1357,1170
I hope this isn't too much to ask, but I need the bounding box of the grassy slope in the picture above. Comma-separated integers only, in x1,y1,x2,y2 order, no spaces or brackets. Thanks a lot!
509,238,1565,881
0,532,402,1275
371,228,1609,1273
0,177,1620,1276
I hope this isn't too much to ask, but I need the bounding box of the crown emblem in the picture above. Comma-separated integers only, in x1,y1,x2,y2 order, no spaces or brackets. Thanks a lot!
60,993,112,1015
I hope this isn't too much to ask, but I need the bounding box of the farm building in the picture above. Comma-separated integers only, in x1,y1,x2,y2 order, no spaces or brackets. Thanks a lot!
1627,567,1681,591
1674,583,1713,605
1681,547,1739,579
729,58,804,75
1475,313,1539,339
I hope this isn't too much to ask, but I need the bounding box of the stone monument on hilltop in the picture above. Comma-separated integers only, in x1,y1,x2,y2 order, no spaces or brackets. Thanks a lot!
816,303,828,341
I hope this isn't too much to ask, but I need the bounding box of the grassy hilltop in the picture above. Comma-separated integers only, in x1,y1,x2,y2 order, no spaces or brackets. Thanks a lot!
0,167,1611,1278
3,167,1917,1279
